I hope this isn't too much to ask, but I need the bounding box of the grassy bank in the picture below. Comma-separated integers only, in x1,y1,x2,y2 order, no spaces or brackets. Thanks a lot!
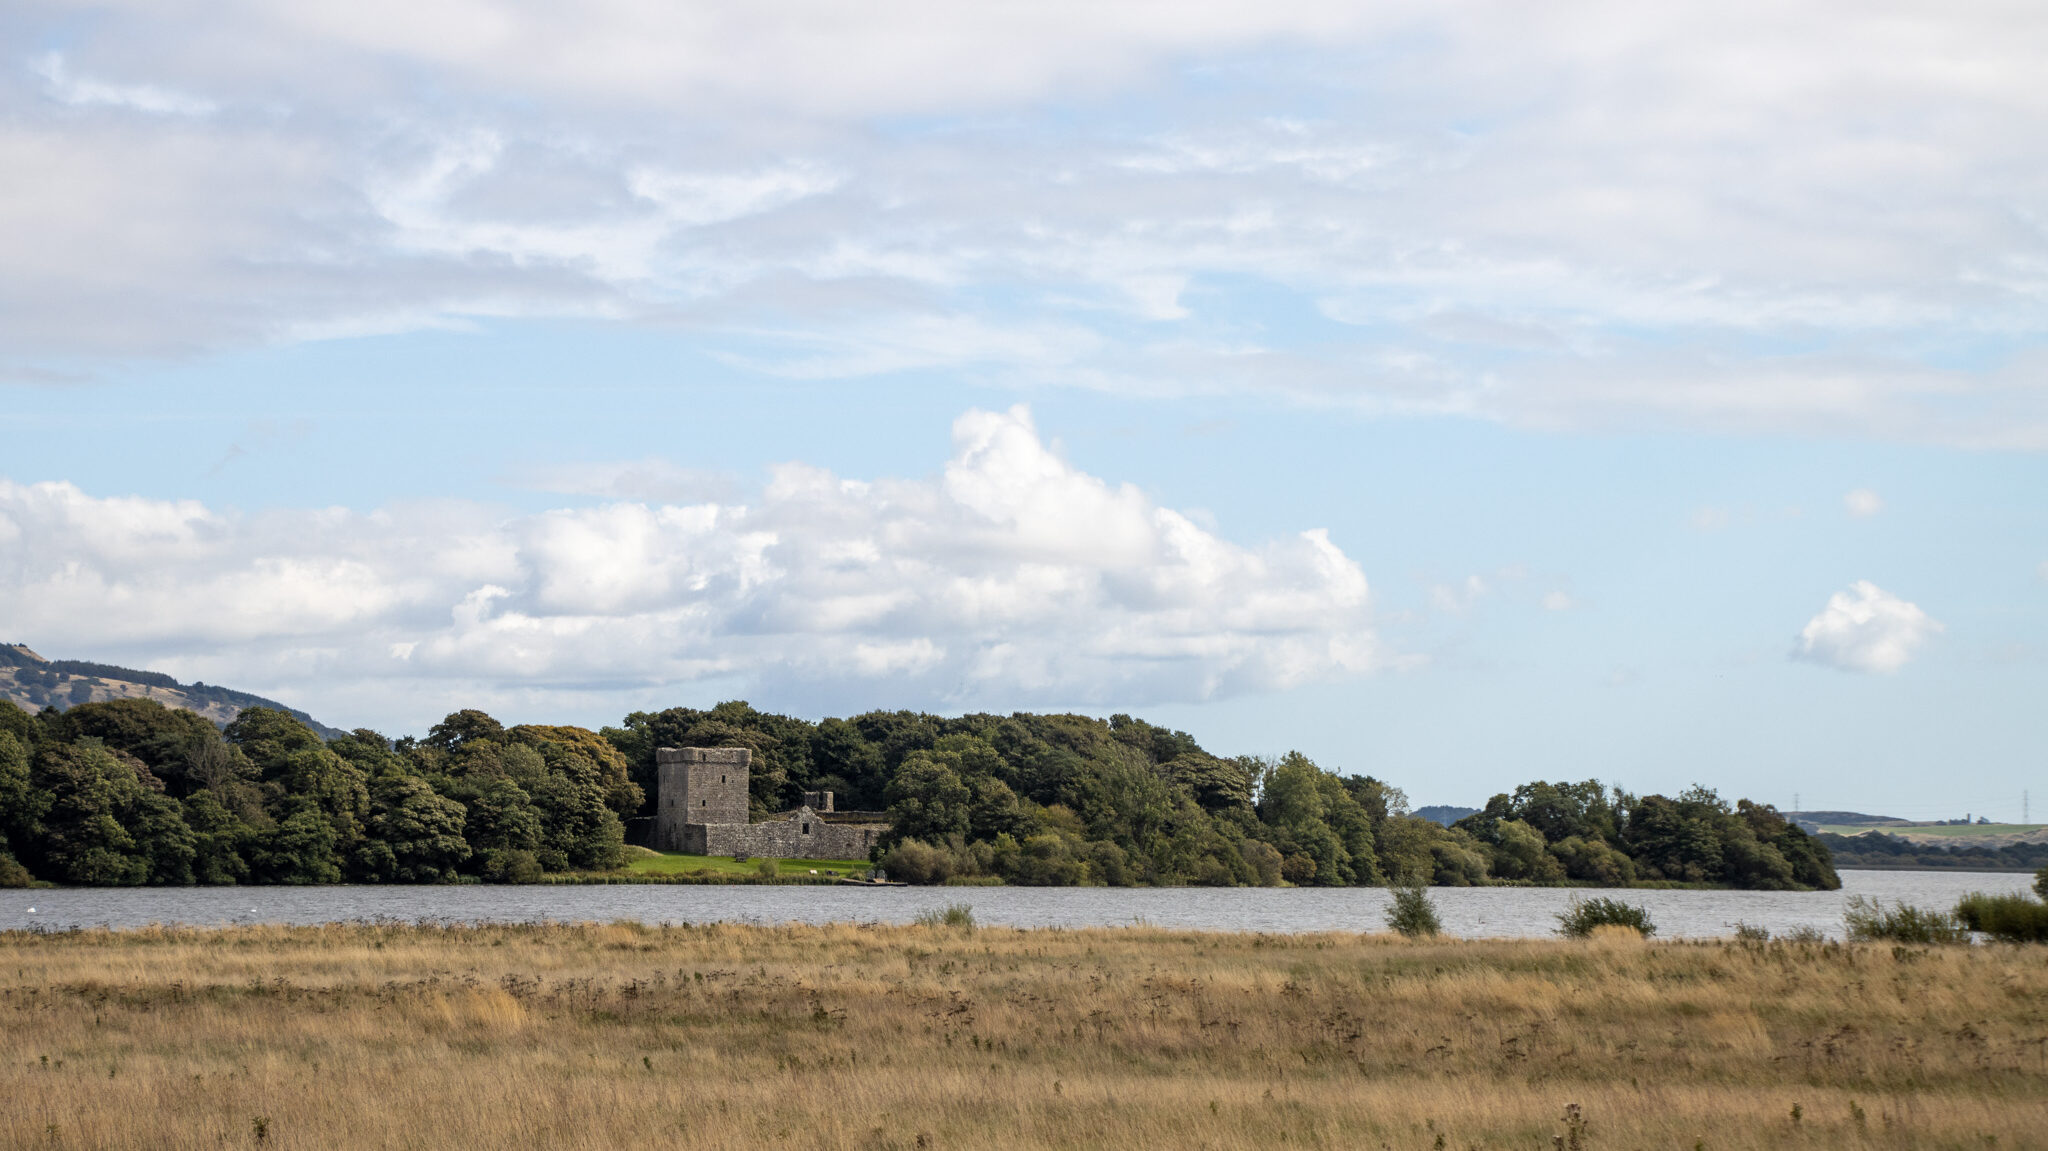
622,850,871,879
3,922,2043,1149
530,850,871,883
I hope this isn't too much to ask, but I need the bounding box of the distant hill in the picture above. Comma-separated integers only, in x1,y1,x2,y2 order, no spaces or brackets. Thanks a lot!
1816,831,2047,873
1792,810,1904,826
0,643,344,740
1413,805,1479,827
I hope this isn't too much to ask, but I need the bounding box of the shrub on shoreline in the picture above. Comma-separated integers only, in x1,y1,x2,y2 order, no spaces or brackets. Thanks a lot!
1557,896,1655,938
1385,880,1442,937
913,902,976,930
1954,891,2048,943
1843,895,1967,944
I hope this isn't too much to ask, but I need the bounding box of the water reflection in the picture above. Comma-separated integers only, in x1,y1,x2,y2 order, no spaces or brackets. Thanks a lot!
0,870,2034,939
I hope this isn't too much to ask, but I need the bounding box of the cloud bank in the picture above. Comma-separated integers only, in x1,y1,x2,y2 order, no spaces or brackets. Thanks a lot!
5,1,2048,442
1792,580,1941,673
0,407,1378,728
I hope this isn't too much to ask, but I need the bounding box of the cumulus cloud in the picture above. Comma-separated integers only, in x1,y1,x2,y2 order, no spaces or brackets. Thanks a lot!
3,1,2047,440
0,407,1380,728
1844,488,1884,517
1792,581,1941,673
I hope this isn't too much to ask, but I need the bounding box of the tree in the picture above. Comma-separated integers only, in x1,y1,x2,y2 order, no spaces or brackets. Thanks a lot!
1167,753,1257,812
0,729,46,872
424,709,506,751
511,724,642,817
260,809,341,884
459,777,545,882
1621,794,1726,883
48,698,225,799
1257,752,1383,885
1489,819,1565,882
181,790,254,885
1548,835,1637,885
360,775,470,882
223,707,326,770
0,699,37,748
27,742,193,885
885,752,973,844
807,717,888,809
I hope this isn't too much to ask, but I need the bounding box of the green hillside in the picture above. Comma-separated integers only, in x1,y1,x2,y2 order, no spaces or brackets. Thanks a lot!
0,643,342,739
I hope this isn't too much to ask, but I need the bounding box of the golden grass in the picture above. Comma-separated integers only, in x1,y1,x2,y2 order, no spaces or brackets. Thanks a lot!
3,921,2044,1149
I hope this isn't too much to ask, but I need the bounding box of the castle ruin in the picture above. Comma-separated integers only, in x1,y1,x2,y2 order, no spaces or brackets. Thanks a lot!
654,746,889,860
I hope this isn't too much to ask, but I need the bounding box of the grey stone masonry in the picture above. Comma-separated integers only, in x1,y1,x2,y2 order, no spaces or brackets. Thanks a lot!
685,806,888,860
655,747,751,850
655,746,889,861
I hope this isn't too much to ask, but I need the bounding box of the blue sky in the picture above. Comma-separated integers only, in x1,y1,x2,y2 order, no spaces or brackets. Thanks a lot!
2,1,2044,818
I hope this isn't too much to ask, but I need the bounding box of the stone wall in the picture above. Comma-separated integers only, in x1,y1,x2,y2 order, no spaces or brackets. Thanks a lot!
682,806,887,861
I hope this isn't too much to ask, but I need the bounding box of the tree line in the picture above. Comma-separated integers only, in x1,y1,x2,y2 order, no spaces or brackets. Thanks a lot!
0,696,1836,890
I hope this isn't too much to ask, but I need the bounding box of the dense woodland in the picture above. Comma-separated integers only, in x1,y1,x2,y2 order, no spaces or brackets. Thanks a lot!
0,696,1836,890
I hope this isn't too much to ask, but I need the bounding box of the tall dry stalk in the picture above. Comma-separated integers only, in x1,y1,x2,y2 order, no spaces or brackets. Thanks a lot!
2,921,2043,1149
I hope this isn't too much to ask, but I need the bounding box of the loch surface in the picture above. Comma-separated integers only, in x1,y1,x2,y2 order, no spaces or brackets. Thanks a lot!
3,869,2035,938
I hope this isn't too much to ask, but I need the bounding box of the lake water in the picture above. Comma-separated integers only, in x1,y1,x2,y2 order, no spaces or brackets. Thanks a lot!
1,869,2034,939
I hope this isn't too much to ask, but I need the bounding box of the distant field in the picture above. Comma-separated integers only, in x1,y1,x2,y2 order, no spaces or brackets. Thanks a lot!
622,849,870,878
1817,823,2045,839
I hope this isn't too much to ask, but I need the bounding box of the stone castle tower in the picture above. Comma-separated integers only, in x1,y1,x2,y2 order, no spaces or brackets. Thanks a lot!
656,746,750,848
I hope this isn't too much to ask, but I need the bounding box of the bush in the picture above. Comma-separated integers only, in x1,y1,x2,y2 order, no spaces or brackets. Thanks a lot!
754,858,780,879
1955,891,2048,943
1557,896,1655,938
914,902,976,930
2035,865,2047,901
881,839,952,885
1385,882,1441,938
1843,896,1967,944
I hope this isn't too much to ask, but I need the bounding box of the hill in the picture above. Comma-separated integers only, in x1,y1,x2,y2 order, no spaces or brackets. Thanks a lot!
1413,804,1478,827
1815,830,2048,873
1789,810,1902,827
0,643,343,739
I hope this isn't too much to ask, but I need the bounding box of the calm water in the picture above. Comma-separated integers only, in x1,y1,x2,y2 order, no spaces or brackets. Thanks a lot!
0,870,2033,938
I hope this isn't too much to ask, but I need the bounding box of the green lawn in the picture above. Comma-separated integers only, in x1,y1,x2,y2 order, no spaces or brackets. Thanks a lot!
622,849,872,878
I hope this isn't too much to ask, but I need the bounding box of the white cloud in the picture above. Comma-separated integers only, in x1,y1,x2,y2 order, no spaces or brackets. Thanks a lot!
1429,574,1488,614
4,1,2048,442
0,407,1381,729
1844,488,1884,517
1541,590,1574,612
32,52,217,116
1792,580,1942,673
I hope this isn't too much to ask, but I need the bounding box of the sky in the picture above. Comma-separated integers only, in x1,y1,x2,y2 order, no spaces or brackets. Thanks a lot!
2,0,2045,819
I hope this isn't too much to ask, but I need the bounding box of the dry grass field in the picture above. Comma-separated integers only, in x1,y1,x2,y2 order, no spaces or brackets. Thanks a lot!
3,921,2044,1150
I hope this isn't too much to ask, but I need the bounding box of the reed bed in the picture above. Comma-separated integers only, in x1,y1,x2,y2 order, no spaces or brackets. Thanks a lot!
2,920,2043,1149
